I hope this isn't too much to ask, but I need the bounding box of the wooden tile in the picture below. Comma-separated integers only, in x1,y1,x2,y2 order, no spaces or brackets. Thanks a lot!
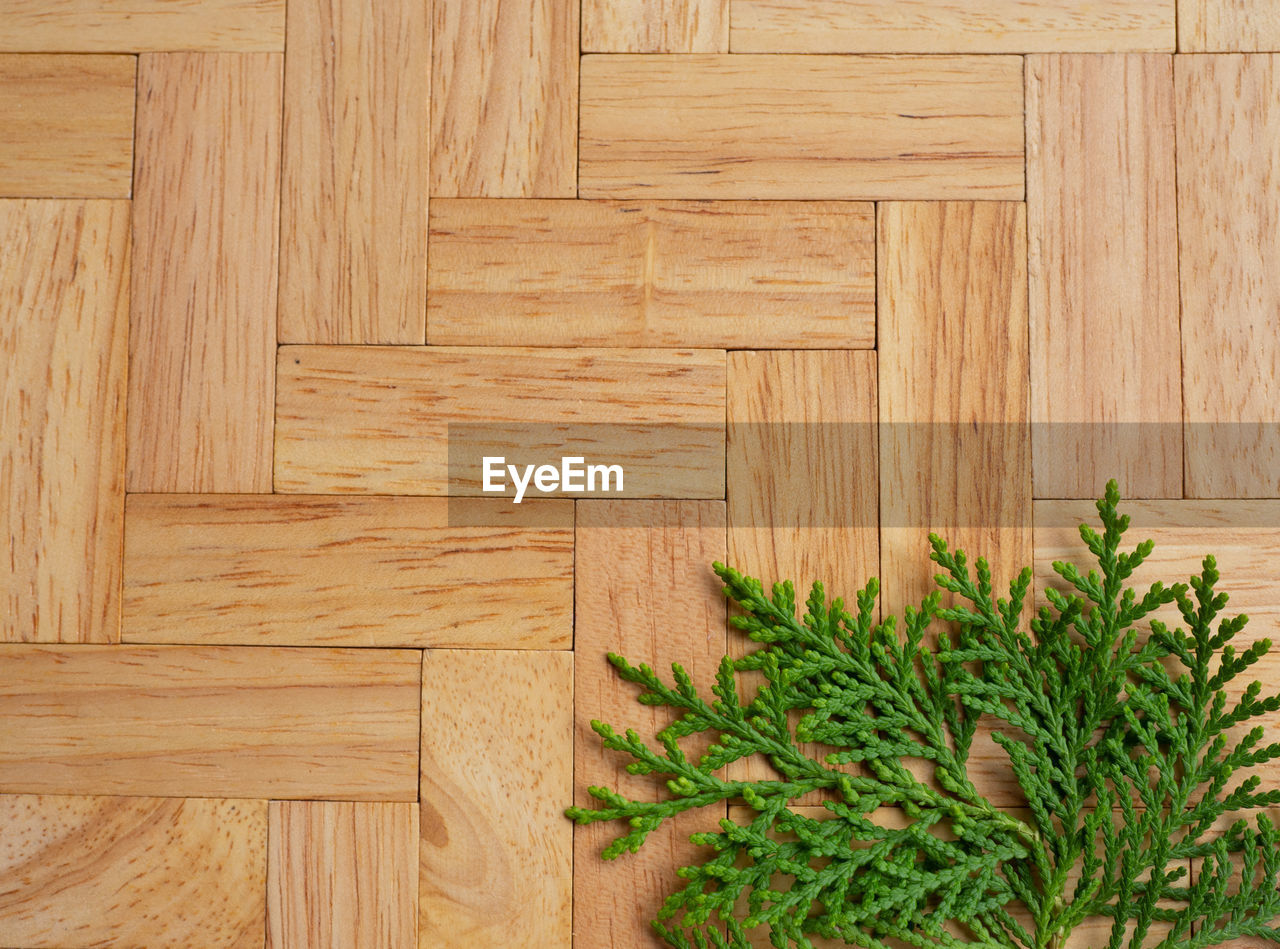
279,0,429,344
0,794,266,948
0,645,420,799
123,495,573,648
730,0,1175,53
430,0,577,197
583,0,726,52
427,199,874,348
727,350,879,601
0,55,134,198
128,52,281,493
727,351,879,801
1027,54,1181,500
269,801,418,949
877,202,1031,613
574,500,727,949
2,200,129,644
0,0,284,52
419,649,571,947
1177,55,1280,498
1179,0,1280,51
579,55,1025,200
1035,500,1280,788
274,346,726,497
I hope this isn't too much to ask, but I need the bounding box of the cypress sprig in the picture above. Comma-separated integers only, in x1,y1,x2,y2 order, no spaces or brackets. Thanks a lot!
567,482,1280,948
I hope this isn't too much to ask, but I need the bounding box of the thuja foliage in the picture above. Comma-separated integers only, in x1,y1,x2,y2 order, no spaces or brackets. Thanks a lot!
567,483,1280,949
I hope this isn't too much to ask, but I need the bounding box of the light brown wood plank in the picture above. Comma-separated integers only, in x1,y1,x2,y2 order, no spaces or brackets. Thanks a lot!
128,52,280,493
2,200,129,643
727,350,879,603
1027,54,1181,500
1036,500,1280,789
0,55,134,198
583,0,727,52
0,794,266,948
420,649,571,947
727,351,879,801
1179,0,1280,51
278,0,429,344
0,0,284,52
269,801,418,949
579,55,1025,200
0,645,420,799
430,0,577,197
427,199,874,349
123,495,573,648
1177,55,1280,498
574,500,727,949
730,0,1174,53
877,202,1031,614
274,345,726,497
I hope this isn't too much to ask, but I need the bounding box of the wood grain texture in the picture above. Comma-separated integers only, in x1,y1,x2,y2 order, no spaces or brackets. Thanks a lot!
269,801,418,949
0,645,420,799
0,55,134,198
427,199,874,348
424,197,875,348
123,495,573,648
727,351,880,801
2,199,129,644
583,0,726,51
128,52,280,493
419,649,572,947
430,0,577,197
877,202,1031,613
0,0,284,52
0,794,266,949
1036,500,1280,789
1027,54,1181,500
1179,0,1280,51
730,0,1175,53
727,350,879,601
575,501,727,949
579,55,1025,200
1177,55,1280,499
278,0,429,344
275,345,726,497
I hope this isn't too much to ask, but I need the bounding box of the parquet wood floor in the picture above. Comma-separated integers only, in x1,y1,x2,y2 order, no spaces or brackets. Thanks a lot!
2,2,1279,946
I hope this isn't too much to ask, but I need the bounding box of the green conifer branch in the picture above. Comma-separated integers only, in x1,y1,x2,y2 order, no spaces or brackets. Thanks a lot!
567,482,1280,948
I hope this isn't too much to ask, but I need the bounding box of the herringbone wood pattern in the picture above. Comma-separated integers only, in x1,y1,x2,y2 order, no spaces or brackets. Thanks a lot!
2,2,1279,946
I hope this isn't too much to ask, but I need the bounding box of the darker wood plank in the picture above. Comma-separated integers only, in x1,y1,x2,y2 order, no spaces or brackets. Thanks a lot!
574,500,727,949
